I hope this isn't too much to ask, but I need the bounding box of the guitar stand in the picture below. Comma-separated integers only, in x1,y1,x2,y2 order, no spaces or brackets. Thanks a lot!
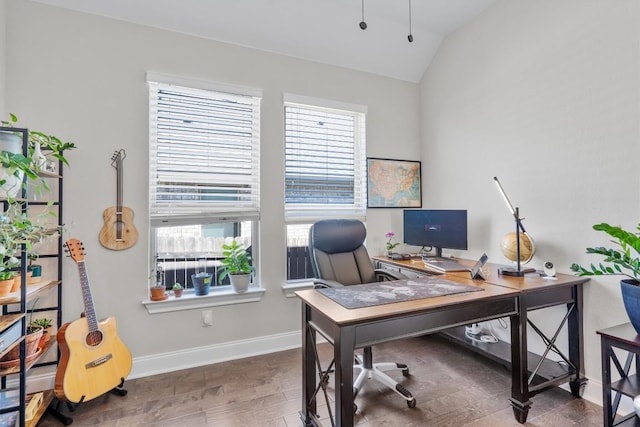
47,377,128,425
46,400,73,426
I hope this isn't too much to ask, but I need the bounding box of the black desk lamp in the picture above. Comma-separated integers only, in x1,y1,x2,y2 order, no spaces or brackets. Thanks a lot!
493,177,535,277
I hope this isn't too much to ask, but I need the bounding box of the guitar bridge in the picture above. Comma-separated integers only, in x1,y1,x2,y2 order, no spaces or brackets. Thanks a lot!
85,354,113,369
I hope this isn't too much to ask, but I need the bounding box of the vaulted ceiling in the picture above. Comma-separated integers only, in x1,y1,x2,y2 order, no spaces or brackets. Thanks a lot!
31,0,496,82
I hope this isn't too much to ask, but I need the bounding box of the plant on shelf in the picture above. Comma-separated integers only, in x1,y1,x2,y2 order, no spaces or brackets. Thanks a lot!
0,113,76,198
0,203,59,295
30,317,53,348
218,240,255,293
571,222,640,332
27,252,42,284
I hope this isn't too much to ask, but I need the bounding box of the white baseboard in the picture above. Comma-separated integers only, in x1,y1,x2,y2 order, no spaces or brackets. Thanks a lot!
24,331,303,393
129,330,302,379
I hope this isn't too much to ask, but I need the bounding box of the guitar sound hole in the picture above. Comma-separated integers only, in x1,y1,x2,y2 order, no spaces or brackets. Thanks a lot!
86,331,103,347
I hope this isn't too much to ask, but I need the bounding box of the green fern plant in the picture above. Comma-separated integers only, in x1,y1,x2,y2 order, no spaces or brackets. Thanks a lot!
570,223,640,280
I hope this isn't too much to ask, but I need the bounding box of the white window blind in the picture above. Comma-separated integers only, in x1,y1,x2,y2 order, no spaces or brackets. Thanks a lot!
148,76,261,226
284,98,366,219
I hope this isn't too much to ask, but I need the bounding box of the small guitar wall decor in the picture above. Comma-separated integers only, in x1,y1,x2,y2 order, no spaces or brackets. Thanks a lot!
99,149,139,250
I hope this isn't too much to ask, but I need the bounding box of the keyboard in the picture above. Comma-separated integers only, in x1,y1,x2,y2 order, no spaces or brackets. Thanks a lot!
422,258,470,272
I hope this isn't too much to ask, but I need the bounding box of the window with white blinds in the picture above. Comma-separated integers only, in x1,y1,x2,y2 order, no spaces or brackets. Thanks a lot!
148,73,261,226
284,96,367,219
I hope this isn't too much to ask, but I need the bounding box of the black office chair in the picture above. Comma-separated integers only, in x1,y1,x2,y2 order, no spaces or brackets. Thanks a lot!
308,219,416,409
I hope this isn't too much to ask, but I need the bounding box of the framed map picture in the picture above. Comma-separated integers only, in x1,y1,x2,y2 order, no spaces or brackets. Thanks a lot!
367,158,421,208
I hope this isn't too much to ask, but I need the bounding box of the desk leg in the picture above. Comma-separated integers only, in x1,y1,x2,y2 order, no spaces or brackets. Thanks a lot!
335,326,355,427
300,303,317,427
510,302,532,424
568,285,587,397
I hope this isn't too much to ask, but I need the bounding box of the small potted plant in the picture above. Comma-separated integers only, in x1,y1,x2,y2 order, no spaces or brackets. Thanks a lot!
1,324,42,365
172,282,183,298
0,204,57,297
191,272,213,296
218,240,255,293
28,253,42,284
571,222,640,332
30,318,53,348
385,231,400,257
149,263,167,301
1,113,76,198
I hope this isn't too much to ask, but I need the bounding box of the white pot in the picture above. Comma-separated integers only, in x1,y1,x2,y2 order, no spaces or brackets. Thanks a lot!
229,273,251,293
0,132,24,198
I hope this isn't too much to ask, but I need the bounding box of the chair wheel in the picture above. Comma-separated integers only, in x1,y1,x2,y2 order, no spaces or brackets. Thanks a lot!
402,368,410,377
407,398,416,408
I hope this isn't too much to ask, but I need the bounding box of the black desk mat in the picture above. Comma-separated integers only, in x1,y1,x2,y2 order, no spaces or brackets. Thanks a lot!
318,278,483,309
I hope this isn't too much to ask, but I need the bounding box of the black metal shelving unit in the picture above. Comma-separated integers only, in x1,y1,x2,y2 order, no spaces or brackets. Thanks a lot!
0,126,66,426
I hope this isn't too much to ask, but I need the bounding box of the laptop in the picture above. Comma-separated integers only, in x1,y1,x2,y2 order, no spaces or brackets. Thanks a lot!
423,253,489,280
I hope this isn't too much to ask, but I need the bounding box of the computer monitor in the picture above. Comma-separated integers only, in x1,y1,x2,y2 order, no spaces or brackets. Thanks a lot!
403,209,468,258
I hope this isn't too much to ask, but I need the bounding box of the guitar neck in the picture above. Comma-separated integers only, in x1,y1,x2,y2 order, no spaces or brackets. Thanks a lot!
77,261,99,333
116,157,123,214
115,156,123,240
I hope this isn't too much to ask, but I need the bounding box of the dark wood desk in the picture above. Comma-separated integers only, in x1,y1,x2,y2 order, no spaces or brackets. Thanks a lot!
297,257,588,427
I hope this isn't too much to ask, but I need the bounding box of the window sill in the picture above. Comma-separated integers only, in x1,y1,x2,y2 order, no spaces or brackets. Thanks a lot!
142,286,266,314
282,280,314,298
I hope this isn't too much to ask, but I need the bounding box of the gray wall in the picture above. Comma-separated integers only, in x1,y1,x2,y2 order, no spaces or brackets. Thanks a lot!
4,0,420,373
420,0,639,402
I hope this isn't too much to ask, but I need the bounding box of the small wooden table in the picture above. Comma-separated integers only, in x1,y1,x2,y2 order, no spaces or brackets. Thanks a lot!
597,323,640,426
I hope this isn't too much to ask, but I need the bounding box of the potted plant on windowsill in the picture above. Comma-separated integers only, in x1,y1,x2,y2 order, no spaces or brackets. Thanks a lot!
571,222,640,332
191,272,213,296
149,262,168,301
172,282,183,298
218,240,255,293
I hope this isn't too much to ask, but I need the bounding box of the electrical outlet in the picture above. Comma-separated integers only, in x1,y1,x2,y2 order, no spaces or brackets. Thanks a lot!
202,310,213,326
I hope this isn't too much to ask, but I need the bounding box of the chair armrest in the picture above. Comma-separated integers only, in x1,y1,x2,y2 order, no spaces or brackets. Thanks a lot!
313,279,345,289
374,268,407,282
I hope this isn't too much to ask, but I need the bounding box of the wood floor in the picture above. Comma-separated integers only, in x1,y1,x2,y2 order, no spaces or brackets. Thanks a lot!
37,334,603,426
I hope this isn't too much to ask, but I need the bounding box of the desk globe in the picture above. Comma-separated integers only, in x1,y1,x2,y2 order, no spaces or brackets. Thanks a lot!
500,232,535,263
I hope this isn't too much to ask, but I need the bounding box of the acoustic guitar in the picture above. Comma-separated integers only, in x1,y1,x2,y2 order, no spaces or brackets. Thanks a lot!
99,149,138,250
55,238,133,403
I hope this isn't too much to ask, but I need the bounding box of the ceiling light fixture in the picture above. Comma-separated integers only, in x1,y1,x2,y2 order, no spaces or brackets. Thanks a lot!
407,0,414,42
359,0,367,30
356,0,415,43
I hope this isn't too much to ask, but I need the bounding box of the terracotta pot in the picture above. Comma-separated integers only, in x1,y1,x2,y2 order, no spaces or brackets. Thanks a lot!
150,286,166,299
0,279,14,297
38,326,52,349
10,275,20,293
2,326,42,361
173,288,183,298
